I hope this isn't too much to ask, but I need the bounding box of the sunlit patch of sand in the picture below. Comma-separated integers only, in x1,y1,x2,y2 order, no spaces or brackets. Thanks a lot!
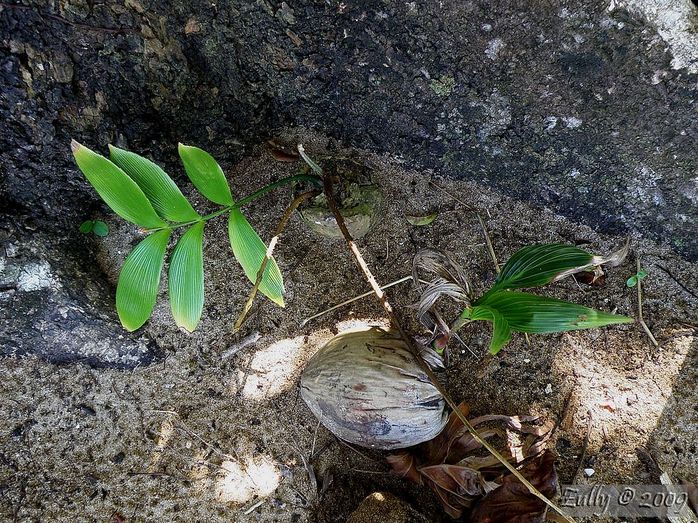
554,332,692,449
236,336,306,400
215,455,281,504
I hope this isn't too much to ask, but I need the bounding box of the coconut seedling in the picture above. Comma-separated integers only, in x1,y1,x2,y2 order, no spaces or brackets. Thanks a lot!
70,141,321,332
294,148,635,523
413,241,633,355
300,244,633,454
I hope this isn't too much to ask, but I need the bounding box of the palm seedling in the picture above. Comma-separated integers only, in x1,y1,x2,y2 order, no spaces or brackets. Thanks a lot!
71,141,320,332
413,242,634,355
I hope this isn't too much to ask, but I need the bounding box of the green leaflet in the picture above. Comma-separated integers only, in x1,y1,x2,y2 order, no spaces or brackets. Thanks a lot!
626,269,648,288
92,220,110,237
468,305,512,355
169,222,205,332
472,290,633,336
228,209,285,306
116,229,170,331
109,145,200,223
79,220,95,234
178,144,234,206
491,244,593,291
80,220,109,236
406,213,438,226
72,141,166,229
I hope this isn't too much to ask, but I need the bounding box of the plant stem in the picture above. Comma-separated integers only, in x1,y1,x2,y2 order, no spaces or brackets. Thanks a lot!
233,189,320,332
148,173,321,233
322,172,576,523
235,173,321,208
636,256,658,347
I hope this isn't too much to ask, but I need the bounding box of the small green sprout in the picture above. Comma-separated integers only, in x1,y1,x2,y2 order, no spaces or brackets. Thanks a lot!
80,220,109,237
406,213,438,226
415,242,633,355
626,269,647,288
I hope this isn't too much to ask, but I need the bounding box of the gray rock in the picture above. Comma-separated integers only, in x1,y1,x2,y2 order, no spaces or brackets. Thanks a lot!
1,0,695,261
0,219,160,368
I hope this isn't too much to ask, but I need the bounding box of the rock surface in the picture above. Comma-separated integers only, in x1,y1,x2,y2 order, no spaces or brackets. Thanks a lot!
2,0,696,260
0,215,160,367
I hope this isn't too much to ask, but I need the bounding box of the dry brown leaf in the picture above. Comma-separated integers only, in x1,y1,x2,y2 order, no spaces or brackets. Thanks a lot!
469,450,558,523
386,403,556,519
267,139,300,162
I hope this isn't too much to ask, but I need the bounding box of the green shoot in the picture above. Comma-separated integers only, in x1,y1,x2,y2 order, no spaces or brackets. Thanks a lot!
448,243,633,354
626,269,647,288
71,140,321,332
79,220,109,237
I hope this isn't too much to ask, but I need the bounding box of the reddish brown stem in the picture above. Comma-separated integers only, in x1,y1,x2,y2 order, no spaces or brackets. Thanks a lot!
233,190,319,332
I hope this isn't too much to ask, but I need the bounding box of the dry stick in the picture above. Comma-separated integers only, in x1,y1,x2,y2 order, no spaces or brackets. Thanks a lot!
572,410,593,483
300,276,431,327
322,175,576,523
233,190,320,332
636,256,659,347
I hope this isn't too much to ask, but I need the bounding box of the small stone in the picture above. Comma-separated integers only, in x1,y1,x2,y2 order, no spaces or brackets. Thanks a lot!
563,116,583,129
276,2,296,25
584,468,595,477
347,492,429,523
545,383,553,395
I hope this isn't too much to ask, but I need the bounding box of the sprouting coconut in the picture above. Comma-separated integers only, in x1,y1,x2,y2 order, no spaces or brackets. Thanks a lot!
296,157,382,239
300,326,448,450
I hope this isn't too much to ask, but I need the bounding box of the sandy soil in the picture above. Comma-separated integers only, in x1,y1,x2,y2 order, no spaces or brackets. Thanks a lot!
1,130,696,522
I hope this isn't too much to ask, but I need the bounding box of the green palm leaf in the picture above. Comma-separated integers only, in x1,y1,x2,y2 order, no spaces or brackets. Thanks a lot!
169,222,205,332
178,144,234,206
228,209,285,306
472,290,633,334
468,305,512,354
116,229,171,331
491,244,593,291
109,145,200,223
71,141,166,229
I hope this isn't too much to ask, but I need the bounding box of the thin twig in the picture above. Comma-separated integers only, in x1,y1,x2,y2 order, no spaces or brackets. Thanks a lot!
636,256,659,347
572,410,593,483
336,437,378,462
655,264,698,300
234,190,319,332
319,163,575,523
452,331,478,359
149,409,237,461
428,180,500,273
243,500,265,515
310,418,321,458
221,331,262,360
300,275,418,327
